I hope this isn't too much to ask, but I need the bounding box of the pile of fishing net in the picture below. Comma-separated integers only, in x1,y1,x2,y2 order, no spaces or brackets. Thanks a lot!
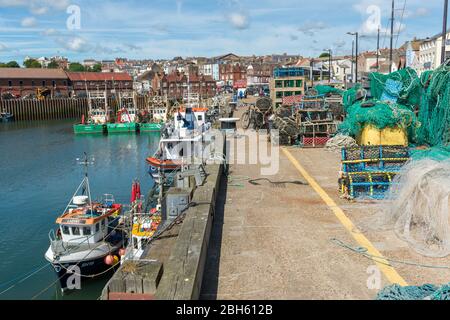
325,133,357,151
416,64,450,147
369,67,422,107
377,283,450,300
338,100,419,140
314,85,343,96
373,159,450,258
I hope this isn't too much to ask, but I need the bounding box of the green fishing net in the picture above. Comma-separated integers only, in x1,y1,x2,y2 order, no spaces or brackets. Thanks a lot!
369,67,422,107
338,99,418,140
416,64,450,147
338,64,450,158
314,85,343,96
342,84,363,112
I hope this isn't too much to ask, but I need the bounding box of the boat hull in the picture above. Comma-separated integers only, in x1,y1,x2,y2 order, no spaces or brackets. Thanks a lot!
50,253,119,292
73,124,106,134
147,157,181,180
1,114,14,122
107,123,138,134
139,123,163,132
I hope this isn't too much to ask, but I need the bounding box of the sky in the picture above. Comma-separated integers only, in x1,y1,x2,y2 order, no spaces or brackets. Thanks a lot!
0,0,445,63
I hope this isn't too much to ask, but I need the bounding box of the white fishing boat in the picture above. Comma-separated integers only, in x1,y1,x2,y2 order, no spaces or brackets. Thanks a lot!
146,80,214,180
44,154,125,293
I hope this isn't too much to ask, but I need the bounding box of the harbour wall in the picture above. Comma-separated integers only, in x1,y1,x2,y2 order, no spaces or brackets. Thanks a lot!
0,96,155,122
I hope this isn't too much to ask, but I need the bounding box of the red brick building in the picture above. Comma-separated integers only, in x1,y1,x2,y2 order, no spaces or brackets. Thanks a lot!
66,72,133,97
0,68,69,98
161,72,216,99
219,63,246,86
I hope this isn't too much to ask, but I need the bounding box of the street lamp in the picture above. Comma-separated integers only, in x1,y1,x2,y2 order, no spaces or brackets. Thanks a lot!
323,49,332,83
347,32,359,83
442,0,449,64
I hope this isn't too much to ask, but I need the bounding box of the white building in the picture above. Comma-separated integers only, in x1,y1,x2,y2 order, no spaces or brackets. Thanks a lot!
200,63,220,81
418,31,450,75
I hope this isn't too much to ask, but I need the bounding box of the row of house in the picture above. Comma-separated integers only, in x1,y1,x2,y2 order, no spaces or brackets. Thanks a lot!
0,68,133,98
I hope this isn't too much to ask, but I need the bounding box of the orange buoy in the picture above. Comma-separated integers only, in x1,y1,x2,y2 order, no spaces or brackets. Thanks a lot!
104,254,115,266
118,248,126,257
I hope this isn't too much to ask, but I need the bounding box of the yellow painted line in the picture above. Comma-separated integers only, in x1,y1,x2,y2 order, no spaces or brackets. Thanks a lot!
282,147,408,286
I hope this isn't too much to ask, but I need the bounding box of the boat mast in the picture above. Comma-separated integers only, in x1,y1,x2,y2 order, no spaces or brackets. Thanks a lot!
78,152,94,215
104,81,109,122
85,80,92,116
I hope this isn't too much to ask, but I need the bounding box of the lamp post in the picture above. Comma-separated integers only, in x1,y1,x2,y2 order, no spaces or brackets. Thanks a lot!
347,32,359,83
323,49,332,83
442,0,449,64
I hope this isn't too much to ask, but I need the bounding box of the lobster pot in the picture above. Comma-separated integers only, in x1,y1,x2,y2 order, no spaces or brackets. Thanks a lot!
340,172,398,200
302,136,330,147
341,146,410,174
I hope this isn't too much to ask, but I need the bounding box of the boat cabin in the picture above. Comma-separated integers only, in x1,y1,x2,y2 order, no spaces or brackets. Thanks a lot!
90,109,108,124
56,195,121,245
130,213,161,259
119,108,138,123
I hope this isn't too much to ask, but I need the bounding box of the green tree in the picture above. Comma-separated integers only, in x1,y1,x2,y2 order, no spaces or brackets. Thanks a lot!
319,52,331,58
90,63,102,72
68,62,85,72
0,63,6,68
47,61,59,69
5,61,20,68
24,59,42,68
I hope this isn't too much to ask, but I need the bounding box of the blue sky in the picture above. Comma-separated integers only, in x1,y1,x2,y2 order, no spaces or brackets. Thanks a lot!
0,0,444,63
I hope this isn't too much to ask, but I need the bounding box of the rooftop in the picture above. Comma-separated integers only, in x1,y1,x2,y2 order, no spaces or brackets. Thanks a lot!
0,68,68,79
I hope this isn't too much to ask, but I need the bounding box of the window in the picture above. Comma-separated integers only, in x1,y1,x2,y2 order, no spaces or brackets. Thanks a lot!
198,115,203,121
42,80,46,87
72,227,80,236
83,227,91,236
19,81,23,87
296,80,303,87
276,91,283,99
52,80,56,87
295,91,302,96
275,80,282,88
95,223,100,232
284,91,293,97
31,80,35,87
63,80,67,86
62,226,70,235
8,80,12,87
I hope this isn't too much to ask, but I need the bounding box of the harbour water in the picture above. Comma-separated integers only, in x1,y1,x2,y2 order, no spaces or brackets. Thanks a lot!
0,120,160,300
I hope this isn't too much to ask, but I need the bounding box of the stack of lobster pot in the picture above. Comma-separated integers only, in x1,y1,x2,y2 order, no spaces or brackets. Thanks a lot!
338,145,410,200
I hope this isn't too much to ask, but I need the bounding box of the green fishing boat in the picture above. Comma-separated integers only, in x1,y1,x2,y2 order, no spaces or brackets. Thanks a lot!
74,123,106,134
106,122,139,134
73,82,109,135
139,122,163,132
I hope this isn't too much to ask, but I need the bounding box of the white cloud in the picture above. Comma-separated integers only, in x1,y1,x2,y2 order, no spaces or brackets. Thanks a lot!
41,28,57,36
31,6,48,15
228,13,249,30
21,17,37,28
298,21,328,37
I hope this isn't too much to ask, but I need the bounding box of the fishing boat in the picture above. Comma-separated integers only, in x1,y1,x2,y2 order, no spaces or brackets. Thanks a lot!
146,89,212,181
44,154,125,292
107,91,139,134
107,107,139,133
121,181,162,260
73,83,108,134
0,109,14,122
